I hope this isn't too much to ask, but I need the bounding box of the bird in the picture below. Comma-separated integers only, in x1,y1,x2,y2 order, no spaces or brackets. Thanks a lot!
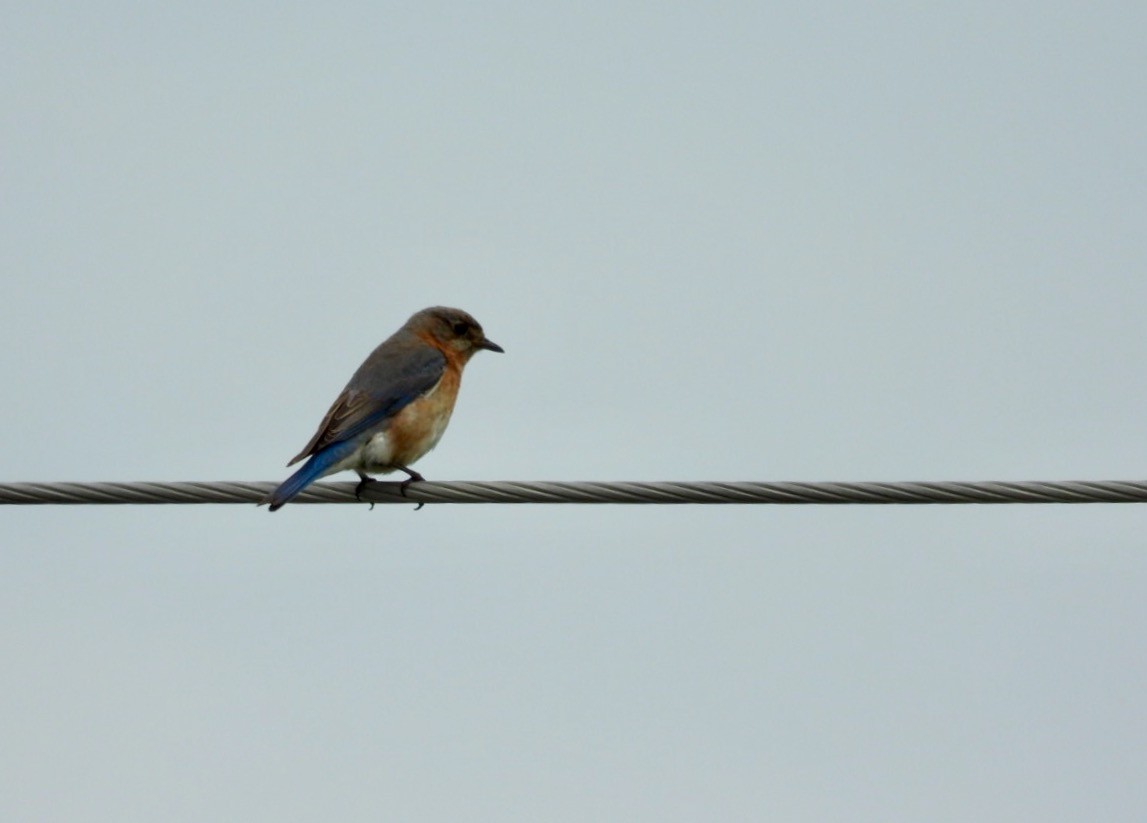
263,306,503,511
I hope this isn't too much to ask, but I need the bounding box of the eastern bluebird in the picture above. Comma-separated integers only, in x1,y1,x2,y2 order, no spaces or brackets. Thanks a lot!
264,306,503,511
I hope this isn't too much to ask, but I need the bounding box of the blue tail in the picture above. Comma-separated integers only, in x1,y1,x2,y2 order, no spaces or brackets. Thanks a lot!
265,441,358,512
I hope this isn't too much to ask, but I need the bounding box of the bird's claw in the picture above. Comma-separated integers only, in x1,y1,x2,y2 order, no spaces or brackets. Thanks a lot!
398,468,426,512
355,476,378,510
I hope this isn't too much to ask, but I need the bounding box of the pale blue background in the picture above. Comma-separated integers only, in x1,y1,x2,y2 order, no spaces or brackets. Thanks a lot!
2,3,1146,820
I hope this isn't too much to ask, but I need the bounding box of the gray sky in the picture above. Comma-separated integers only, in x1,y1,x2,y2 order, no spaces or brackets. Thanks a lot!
3,2,1146,820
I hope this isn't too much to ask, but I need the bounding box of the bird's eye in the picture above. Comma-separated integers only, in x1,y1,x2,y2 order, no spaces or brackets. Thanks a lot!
452,321,470,335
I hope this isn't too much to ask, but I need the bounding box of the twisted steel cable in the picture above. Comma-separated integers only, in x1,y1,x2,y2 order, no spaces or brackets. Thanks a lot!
2,479,1147,506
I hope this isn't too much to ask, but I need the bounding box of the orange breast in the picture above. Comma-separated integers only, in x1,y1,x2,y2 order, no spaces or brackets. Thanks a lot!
385,365,462,466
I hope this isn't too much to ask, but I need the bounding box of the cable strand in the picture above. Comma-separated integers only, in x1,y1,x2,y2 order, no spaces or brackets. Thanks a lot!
2,479,1147,506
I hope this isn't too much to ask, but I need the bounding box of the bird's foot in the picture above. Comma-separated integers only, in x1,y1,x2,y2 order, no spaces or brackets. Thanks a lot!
397,466,426,511
355,474,379,510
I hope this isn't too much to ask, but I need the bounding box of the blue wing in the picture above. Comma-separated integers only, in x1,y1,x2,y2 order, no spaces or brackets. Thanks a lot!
287,340,446,465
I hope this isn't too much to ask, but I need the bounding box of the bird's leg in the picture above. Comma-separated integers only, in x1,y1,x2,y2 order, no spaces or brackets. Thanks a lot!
395,465,426,511
355,471,378,510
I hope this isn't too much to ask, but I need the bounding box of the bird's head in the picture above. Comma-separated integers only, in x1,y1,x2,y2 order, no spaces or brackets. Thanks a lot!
409,306,504,361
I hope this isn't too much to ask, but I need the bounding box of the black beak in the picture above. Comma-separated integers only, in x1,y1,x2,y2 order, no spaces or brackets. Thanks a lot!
477,338,504,353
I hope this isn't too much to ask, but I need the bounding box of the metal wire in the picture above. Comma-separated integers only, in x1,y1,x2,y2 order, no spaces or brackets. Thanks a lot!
1,479,1147,506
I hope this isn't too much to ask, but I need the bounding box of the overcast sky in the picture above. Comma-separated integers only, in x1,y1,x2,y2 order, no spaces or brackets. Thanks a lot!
2,2,1146,820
